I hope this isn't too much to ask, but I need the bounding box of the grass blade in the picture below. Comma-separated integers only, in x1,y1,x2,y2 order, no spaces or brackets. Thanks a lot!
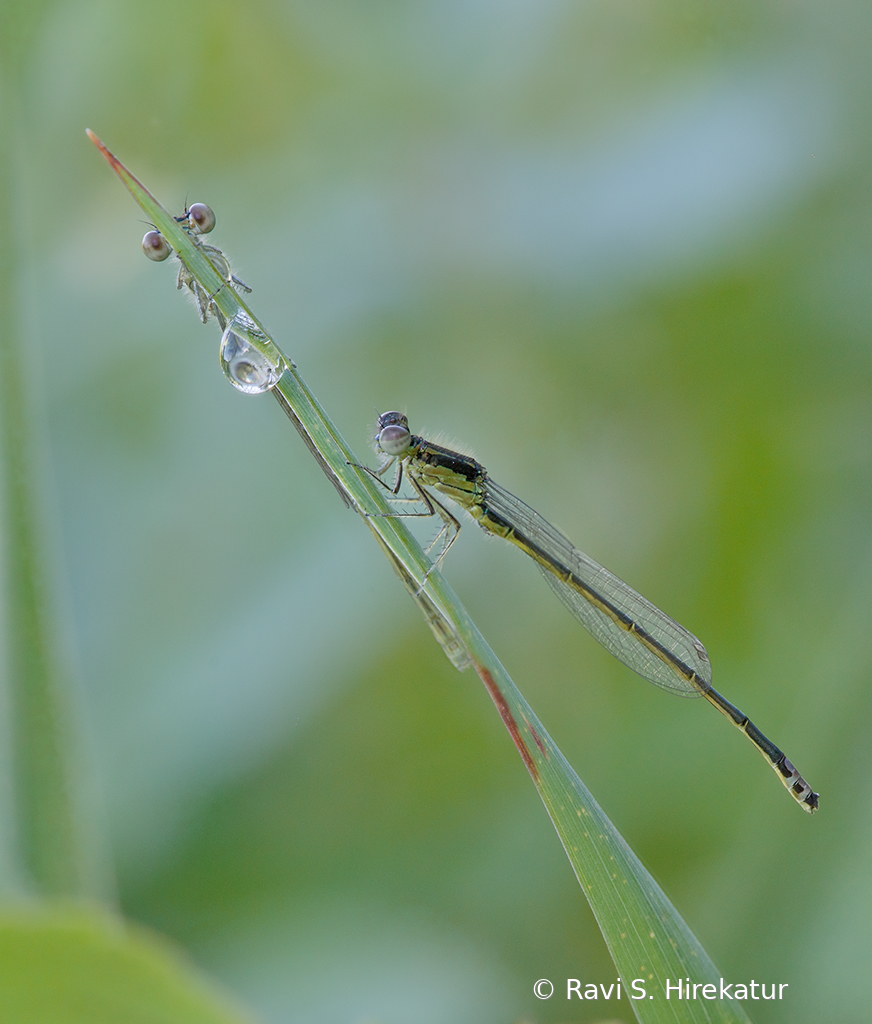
89,131,757,1023
0,78,109,898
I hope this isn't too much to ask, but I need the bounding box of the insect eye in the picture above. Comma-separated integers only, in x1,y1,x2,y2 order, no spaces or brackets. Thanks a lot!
378,423,411,456
142,230,172,261
187,203,216,234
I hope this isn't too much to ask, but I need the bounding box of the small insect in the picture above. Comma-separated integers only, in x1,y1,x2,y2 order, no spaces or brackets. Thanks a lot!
360,411,819,813
141,202,251,327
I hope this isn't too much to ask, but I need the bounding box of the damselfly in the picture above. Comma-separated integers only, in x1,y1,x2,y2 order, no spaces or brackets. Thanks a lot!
362,410,818,813
141,202,251,327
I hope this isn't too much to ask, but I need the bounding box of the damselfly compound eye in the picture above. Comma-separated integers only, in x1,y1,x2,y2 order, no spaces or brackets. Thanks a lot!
187,203,216,234
219,316,286,395
142,230,172,261
376,412,412,455
378,423,411,456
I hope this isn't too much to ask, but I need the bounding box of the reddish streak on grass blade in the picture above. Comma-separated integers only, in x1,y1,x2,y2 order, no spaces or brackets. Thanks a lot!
477,666,539,782
523,714,549,758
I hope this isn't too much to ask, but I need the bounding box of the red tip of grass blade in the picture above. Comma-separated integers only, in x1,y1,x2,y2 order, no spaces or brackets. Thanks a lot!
85,129,119,168
85,129,160,211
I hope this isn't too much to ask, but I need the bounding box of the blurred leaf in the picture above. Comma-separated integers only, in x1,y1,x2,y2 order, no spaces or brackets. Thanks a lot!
0,24,110,900
0,906,260,1024
0,0,56,76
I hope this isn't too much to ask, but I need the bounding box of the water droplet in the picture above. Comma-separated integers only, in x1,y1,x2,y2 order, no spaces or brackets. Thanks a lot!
219,316,286,394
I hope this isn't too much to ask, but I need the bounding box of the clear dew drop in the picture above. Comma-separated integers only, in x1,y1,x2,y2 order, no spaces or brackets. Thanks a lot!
219,321,285,394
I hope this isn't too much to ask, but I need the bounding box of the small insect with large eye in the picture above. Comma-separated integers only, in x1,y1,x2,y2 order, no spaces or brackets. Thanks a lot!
175,201,216,237
141,202,251,326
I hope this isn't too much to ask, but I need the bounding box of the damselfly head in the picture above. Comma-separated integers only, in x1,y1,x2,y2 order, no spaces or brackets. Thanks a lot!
176,202,216,235
376,411,412,456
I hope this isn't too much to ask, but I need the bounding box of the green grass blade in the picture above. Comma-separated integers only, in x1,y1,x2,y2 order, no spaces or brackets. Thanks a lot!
89,131,756,1023
0,81,109,899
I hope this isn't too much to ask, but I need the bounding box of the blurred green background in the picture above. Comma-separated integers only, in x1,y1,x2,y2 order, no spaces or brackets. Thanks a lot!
3,1,870,1021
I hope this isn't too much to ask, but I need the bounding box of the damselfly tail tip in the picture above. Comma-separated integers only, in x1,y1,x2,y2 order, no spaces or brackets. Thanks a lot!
780,756,818,813
799,787,819,814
